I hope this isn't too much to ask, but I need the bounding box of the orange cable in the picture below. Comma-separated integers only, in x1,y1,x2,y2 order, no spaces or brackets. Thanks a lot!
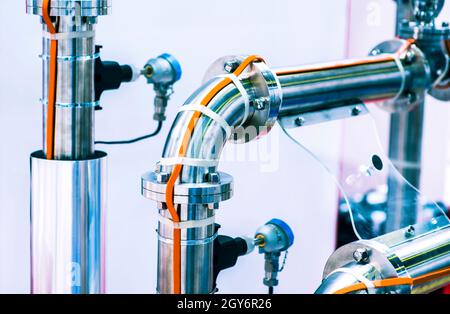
42,0,58,160
333,267,450,294
165,55,265,294
275,39,415,76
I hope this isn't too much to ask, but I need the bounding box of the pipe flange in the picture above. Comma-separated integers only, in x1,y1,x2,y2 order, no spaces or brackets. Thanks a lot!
203,55,283,143
141,171,233,205
370,39,431,113
429,40,450,100
397,19,450,101
26,0,111,16
322,239,411,294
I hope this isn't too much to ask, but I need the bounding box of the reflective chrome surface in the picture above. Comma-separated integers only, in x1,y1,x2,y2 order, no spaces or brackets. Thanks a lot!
387,99,425,231
30,151,107,294
317,220,450,294
157,204,216,294
144,56,282,294
26,0,112,16
142,171,233,294
41,16,97,160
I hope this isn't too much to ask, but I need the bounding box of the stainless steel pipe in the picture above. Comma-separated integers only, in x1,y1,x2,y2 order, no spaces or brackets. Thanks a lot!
277,57,404,118
145,47,432,294
386,99,425,231
30,151,107,294
27,0,111,294
316,219,450,294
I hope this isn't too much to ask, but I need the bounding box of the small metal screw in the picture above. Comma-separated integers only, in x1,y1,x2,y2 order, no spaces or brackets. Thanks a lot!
157,172,169,184
294,117,305,127
207,172,220,184
404,50,416,64
405,225,416,238
351,106,362,116
253,97,269,110
208,203,220,210
406,92,417,105
353,248,371,264
371,49,382,56
224,60,240,73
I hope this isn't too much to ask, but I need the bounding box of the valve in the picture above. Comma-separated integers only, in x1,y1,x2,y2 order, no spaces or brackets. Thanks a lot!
143,53,183,122
94,48,182,121
254,219,294,294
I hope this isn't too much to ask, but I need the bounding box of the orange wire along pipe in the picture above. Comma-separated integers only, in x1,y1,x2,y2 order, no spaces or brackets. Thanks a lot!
164,40,417,294
334,267,450,294
42,0,58,160
165,55,265,294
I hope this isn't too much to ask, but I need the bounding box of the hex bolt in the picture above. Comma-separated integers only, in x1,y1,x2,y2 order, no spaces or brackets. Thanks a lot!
404,50,416,65
254,97,269,110
405,225,416,238
351,106,362,116
442,21,449,28
157,172,169,184
353,247,371,264
208,203,220,210
294,117,305,127
406,92,417,105
208,172,220,184
224,60,240,73
370,49,381,56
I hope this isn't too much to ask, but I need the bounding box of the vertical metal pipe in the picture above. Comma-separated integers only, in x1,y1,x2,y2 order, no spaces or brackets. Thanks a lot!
42,16,96,160
386,1,427,232
157,204,216,294
30,151,107,294
386,99,425,231
27,0,111,294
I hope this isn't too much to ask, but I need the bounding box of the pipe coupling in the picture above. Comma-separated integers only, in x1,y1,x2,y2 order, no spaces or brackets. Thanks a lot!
203,55,283,143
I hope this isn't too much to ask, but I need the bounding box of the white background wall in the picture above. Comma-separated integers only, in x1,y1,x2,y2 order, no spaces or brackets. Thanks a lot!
0,0,448,294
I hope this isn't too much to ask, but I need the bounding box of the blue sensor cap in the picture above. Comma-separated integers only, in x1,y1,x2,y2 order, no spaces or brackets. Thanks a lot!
159,53,182,82
268,218,295,248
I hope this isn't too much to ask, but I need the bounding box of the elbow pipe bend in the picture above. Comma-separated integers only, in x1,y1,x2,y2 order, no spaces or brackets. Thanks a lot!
316,223,450,294
158,55,283,184
141,43,435,293
146,38,434,189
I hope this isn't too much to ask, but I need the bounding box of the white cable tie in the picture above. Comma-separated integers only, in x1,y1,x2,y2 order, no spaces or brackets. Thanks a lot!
392,54,407,103
158,215,216,230
159,157,219,168
179,104,232,140
43,30,95,41
216,74,251,127
328,268,376,294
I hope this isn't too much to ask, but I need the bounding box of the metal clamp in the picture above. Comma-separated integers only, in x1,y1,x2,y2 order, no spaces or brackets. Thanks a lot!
158,233,218,246
202,55,283,143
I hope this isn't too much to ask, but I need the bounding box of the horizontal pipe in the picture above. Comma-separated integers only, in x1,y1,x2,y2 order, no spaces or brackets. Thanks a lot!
276,57,403,117
163,55,411,175
156,51,430,294
316,224,450,294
